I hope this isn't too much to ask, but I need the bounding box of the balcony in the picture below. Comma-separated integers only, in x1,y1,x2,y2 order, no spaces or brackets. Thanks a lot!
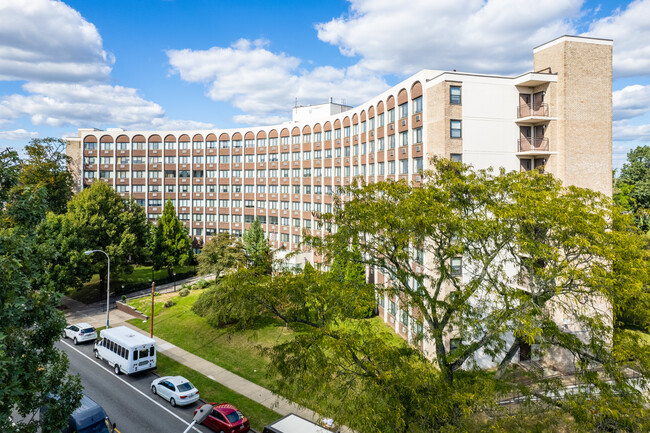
516,103,553,124
518,137,549,153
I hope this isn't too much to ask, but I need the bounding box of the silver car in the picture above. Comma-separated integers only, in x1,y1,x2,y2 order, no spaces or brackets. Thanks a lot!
151,376,200,407
64,323,97,345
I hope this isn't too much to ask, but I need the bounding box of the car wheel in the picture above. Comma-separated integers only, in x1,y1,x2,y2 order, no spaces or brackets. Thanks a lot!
151,385,157,395
170,397,176,407
94,350,99,359
114,364,120,375
73,337,78,345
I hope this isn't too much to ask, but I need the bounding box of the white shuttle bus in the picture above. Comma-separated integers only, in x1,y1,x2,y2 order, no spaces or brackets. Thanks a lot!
94,326,156,375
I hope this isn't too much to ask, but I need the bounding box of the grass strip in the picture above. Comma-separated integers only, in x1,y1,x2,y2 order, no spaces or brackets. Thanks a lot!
156,352,281,431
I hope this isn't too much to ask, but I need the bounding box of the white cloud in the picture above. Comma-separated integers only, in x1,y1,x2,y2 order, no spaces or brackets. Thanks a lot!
613,84,650,120
0,0,112,82
167,38,388,123
585,0,650,78
0,82,211,130
0,129,38,140
315,0,581,76
613,120,650,141
232,114,290,126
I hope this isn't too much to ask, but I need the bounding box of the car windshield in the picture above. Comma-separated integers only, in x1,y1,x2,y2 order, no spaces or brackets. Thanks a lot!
82,328,95,333
226,411,242,423
176,382,194,392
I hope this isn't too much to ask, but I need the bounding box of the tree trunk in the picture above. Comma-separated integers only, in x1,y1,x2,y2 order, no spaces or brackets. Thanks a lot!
495,338,521,379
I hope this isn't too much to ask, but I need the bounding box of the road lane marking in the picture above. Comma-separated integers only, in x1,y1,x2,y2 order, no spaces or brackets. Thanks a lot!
61,340,203,433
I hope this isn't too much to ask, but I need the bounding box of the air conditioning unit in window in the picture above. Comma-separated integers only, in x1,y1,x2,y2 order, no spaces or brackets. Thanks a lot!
402,120,406,126
402,148,406,154
416,145,421,152
336,139,340,144
416,114,421,122
389,317,395,323
390,150,394,156
390,124,394,130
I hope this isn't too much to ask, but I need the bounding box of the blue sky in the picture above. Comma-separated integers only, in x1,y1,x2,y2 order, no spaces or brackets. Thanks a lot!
1,0,649,170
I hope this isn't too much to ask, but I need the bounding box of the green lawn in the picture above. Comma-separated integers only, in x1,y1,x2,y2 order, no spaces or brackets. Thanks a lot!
68,264,196,304
128,289,291,389
155,353,281,431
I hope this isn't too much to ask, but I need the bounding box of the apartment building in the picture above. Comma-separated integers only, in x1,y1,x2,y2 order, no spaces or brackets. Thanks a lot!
66,35,613,360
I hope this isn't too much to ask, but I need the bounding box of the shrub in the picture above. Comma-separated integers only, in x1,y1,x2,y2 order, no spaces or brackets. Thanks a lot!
164,298,175,308
196,279,209,289
121,295,127,302
153,291,161,296
179,288,190,297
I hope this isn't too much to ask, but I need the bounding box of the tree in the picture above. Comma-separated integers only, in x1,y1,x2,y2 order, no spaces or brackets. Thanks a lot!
0,149,20,209
19,138,75,214
194,160,650,432
243,218,272,274
152,199,193,278
196,232,245,280
0,162,82,432
39,181,151,297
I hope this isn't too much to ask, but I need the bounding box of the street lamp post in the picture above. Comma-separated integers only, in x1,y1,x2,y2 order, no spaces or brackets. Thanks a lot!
84,249,111,329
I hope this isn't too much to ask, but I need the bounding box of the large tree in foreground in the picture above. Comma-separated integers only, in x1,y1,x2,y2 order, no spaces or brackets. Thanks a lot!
196,232,245,280
0,151,82,432
39,181,151,297
195,160,650,432
152,199,193,278
243,218,273,274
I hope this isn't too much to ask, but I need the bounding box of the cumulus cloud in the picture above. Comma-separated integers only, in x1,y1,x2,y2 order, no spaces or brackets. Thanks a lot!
0,82,211,130
614,120,650,141
613,84,650,120
0,0,112,82
0,129,38,140
167,38,388,124
315,0,581,76
585,0,650,78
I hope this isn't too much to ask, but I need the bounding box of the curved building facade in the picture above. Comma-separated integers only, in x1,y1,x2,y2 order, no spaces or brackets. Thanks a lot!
66,36,613,356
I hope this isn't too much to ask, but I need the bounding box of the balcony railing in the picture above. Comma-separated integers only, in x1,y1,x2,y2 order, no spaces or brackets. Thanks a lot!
517,102,549,118
518,137,549,152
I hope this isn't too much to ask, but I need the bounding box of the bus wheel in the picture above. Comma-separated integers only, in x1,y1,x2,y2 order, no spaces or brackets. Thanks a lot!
114,364,120,375
94,350,99,359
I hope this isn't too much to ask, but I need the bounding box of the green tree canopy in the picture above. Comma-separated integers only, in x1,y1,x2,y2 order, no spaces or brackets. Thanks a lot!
20,138,75,214
0,152,82,432
152,199,193,278
39,180,151,296
243,218,272,274
196,232,245,280
194,159,650,432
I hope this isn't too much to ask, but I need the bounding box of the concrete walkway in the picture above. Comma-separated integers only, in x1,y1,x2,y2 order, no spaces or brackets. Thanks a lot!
63,292,350,432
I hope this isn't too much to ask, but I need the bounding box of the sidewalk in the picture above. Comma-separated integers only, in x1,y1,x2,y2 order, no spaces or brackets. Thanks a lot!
62,293,351,432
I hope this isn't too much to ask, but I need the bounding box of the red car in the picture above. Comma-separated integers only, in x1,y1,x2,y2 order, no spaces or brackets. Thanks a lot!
194,403,250,433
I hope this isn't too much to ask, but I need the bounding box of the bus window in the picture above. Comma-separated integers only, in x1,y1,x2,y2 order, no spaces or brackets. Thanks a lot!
133,350,138,360
139,348,148,359
150,347,155,357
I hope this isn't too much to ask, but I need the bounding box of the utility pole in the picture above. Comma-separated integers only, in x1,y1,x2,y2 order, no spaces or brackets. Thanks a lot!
150,282,155,338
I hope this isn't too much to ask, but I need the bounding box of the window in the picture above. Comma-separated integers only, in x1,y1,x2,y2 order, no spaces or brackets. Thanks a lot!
413,157,423,173
269,137,278,146
413,96,423,114
83,171,96,179
399,131,408,147
400,159,408,174
388,108,395,123
219,155,230,164
100,156,114,164
148,141,161,150
99,171,112,178
257,138,266,147
450,86,462,105
389,300,396,316
450,120,462,138
164,156,176,164
413,127,422,144
193,156,203,164
206,141,217,149
178,141,190,149
83,141,97,150
245,139,255,148
399,102,408,119
314,132,321,142
303,151,311,160
232,140,242,148
220,140,230,149
324,130,331,141
450,153,462,163
257,154,266,162
451,257,462,276
83,156,96,165
388,161,395,175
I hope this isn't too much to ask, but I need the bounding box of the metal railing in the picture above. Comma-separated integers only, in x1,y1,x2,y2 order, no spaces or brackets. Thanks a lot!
517,102,549,118
518,137,549,152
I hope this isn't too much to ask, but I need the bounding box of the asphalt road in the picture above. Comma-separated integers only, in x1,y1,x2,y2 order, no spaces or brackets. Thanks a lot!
58,338,213,433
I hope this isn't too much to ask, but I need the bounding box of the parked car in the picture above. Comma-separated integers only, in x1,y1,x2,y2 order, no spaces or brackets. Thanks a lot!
64,323,97,345
150,376,199,407
195,403,250,433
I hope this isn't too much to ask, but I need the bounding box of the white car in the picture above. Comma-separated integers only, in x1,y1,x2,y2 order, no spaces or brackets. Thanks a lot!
64,323,97,345
151,376,199,407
